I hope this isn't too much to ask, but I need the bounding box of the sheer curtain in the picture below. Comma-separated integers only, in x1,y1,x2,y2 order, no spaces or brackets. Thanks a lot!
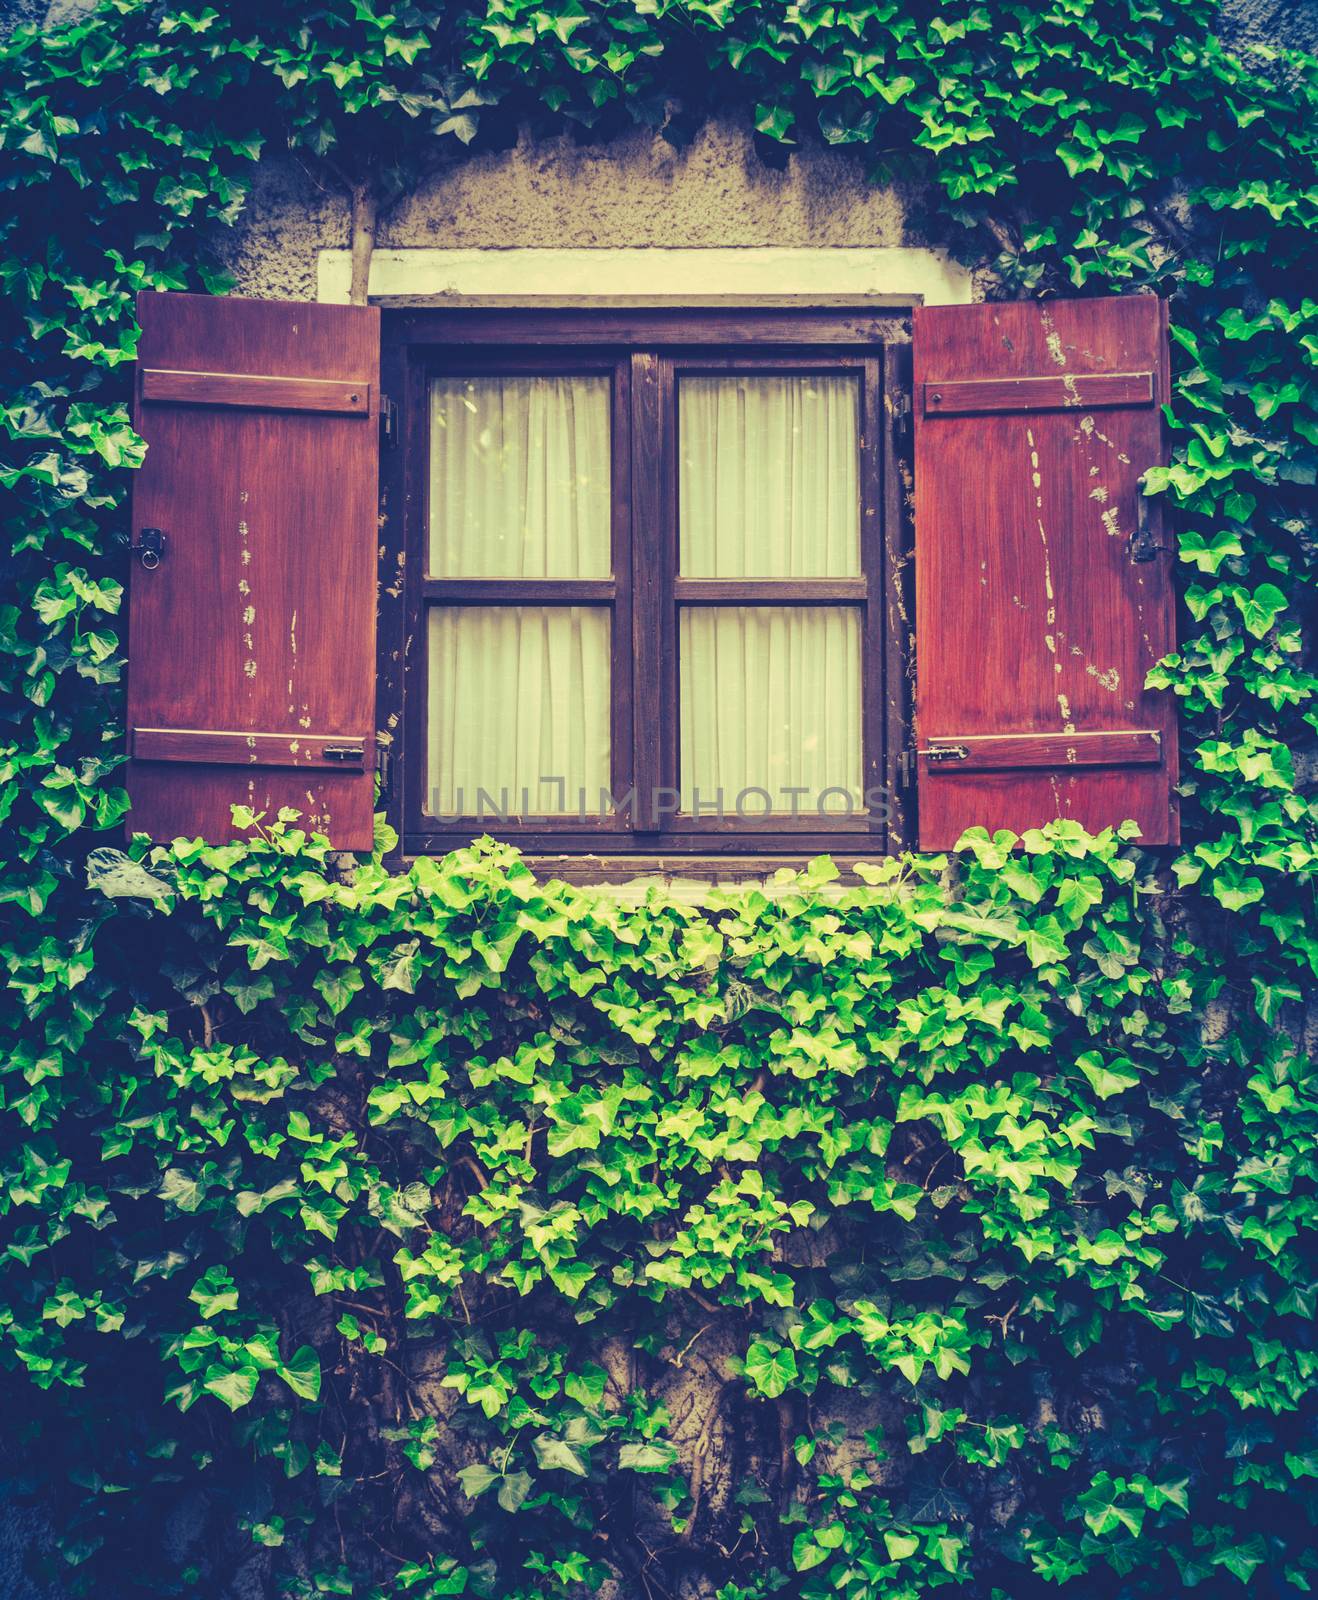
678,376,863,813
679,608,861,813
428,606,610,818
426,376,612,816
680,375,860,576
429,376,610,576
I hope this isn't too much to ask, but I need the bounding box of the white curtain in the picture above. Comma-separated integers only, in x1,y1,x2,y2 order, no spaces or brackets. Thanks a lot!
429,376,611,577
427,607,611,817
427,376,613,816
679,608,861,814
678,376,863,814
679,375,860,576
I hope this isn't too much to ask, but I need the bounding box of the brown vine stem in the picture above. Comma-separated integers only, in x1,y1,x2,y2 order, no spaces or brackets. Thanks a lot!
673,1320,714,1368
985,1298,1021,1343
348,181,378,306
332,1297,386,1318
458,1152,491,1189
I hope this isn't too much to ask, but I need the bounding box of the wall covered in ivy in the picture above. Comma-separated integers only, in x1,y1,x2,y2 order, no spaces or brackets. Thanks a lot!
0,2,1315,1598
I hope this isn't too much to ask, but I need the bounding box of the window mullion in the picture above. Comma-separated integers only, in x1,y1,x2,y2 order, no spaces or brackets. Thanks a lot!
629,349,667,833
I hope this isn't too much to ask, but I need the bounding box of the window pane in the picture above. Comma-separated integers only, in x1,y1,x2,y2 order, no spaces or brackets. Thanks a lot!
679,376,860,577
679,607,861,814
427,607,611,817
429,376,611,576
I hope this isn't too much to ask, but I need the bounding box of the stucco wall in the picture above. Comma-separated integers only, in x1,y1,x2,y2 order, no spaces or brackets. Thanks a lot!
216,119,922,302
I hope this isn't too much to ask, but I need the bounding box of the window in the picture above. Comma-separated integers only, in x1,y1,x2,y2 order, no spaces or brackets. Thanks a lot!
126,291,1177,861
385,310,912,862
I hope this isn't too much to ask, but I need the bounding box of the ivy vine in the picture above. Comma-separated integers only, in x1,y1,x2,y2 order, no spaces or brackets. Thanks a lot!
0,1,1315,1597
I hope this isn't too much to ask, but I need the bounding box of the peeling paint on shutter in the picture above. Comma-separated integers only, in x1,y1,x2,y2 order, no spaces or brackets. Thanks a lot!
913,296,1178,850
126,292,380,849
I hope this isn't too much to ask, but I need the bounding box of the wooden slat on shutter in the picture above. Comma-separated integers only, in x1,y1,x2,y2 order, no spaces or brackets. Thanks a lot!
127,292,380,850
912,296,1178,850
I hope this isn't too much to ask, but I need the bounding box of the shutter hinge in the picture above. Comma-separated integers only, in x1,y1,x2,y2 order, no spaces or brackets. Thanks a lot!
1130,472,1167,562
901,745,969,784
118,526,168,570
380,394,398,448
374,741,393,802
892,391,912,448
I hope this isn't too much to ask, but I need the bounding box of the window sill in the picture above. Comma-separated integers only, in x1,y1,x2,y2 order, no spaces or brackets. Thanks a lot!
404,852,900,894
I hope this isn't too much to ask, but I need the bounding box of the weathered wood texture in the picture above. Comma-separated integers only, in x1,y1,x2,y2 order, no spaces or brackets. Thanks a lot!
132,728,368,770
920,370,1153,416
913,297,1178,850
140,368,372,414
919,730,1163,771
128,292,380,849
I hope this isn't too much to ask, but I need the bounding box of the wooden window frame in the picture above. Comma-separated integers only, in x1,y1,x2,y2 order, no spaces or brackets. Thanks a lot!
378,309,914,873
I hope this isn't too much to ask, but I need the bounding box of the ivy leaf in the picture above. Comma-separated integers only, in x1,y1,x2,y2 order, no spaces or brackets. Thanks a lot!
563,1365,608,1409
313,965,364,1015
532,1436,592,1476
497,1470,533,1512
457,1464,498,1500
189,1266,238,1317
1179,527,1243,574
754,102,795,142
793,1531,830,1573
875,74,916,105
1077,1476,1144,1537
278,1345,322,1403
1077,1053,1140,1100
619,1440,679,1472
1235,583,1287,639
1185,1291,1234,1339
1057,138,1103,176
1215,1537,1266,1582
202,1365,259,1412
1022,918,1069,968
744,1339,799,1399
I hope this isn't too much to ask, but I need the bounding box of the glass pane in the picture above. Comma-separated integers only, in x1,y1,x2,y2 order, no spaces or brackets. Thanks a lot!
679,607,862,814
429,376,611,576
427,607,611,817
679,375,860,577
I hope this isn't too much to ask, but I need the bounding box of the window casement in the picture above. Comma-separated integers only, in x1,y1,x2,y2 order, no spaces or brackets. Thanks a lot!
384,311,910,863
124,292,1179,869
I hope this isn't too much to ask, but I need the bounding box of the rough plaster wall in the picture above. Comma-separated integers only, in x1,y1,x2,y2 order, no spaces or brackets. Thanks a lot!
1218,0,1318,52
216,120,918,301
0,0,47,37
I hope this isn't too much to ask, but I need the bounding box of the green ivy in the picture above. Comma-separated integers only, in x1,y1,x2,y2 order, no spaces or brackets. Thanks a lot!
0,1,1315,1596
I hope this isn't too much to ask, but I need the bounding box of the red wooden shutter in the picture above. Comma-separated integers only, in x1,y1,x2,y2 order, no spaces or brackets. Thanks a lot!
912,296,1178,850
126,292,380,850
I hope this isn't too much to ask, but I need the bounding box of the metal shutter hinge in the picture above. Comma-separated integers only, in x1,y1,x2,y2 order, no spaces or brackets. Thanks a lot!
892,391,912,447
1130,472,1167,561
118,526,167,569
375,742,393,801
380,394,398,448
